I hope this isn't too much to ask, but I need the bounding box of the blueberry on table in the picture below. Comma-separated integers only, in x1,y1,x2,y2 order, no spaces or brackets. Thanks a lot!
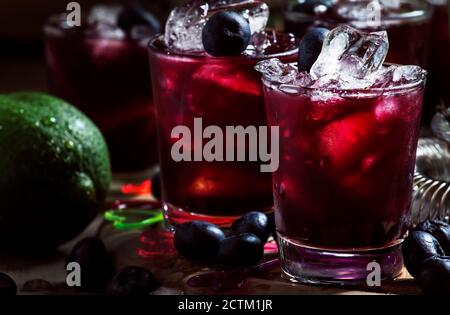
415,220,450,255
202,11,251,56
402,231,445,277
230,211,271,243
174,221,225,261
217,233,264,268
66,237,114,291
107,266,159,295
118,5,161,33
298,27,329,72
291,0,333,15
416,256,450,295
0,272,17,296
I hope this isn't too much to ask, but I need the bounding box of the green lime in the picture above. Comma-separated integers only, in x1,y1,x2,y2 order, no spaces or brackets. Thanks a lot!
0,92,111,251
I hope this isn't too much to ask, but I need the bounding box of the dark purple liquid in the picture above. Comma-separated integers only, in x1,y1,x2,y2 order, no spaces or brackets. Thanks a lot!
148,33,298,224
263,83,424,249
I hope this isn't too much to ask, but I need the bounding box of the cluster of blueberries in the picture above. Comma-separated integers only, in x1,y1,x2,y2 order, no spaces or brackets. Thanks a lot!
403,220,450,295
174,211,274,268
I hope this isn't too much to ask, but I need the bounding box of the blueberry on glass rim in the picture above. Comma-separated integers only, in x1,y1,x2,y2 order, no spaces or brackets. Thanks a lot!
118,5,161,33
291,0,333,15
298,27,329,72
202,11,251,56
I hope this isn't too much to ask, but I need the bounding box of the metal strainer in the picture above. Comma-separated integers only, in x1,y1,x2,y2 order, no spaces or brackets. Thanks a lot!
412,107,450,225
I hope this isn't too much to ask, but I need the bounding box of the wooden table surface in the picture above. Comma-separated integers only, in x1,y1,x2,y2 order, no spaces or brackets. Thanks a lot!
0,184,423,296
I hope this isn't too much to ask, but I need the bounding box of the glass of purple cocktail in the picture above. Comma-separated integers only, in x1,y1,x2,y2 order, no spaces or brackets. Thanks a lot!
257,25,426,284
44,4,160,176
149,0,299,228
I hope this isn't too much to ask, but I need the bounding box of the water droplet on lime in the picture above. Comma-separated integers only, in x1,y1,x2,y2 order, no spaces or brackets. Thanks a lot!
65,140,75,150
42,116,57,126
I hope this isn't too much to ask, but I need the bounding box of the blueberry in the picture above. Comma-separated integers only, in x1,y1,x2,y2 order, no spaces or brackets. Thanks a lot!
217,233,264,268
118,5,161,33
174,221,225,261
291,0,333,15
150,169,161,201
230,211,271,243
67,237,114,291
415,220,450,255
416,256,450,295
0,272,17,296
298,27,329,72
202,11,251,56
402,231,445,277
107,266,159,295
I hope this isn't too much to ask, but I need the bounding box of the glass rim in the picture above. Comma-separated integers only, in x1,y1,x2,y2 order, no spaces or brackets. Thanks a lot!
261,63,427,97
148,34,300,61
43,13,156,43
286,0,433,27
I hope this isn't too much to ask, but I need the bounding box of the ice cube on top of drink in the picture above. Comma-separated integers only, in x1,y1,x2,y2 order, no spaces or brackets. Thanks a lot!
257,25,425,91
46,4,160,43
163,0,297,56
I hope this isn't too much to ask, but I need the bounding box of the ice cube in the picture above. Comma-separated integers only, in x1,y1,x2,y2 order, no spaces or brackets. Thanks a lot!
370,65,395,88
254,58,298,84
164,0,209,52
334,0,401,26
85,22,125,40
192,63,261,96
392,65,425,84
310,25,389,88
319,112,377,172
370,64,425,88
164,0,269,52
249,30,272,54
233,1,269,34
85,5,125,40
88,5,123,25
